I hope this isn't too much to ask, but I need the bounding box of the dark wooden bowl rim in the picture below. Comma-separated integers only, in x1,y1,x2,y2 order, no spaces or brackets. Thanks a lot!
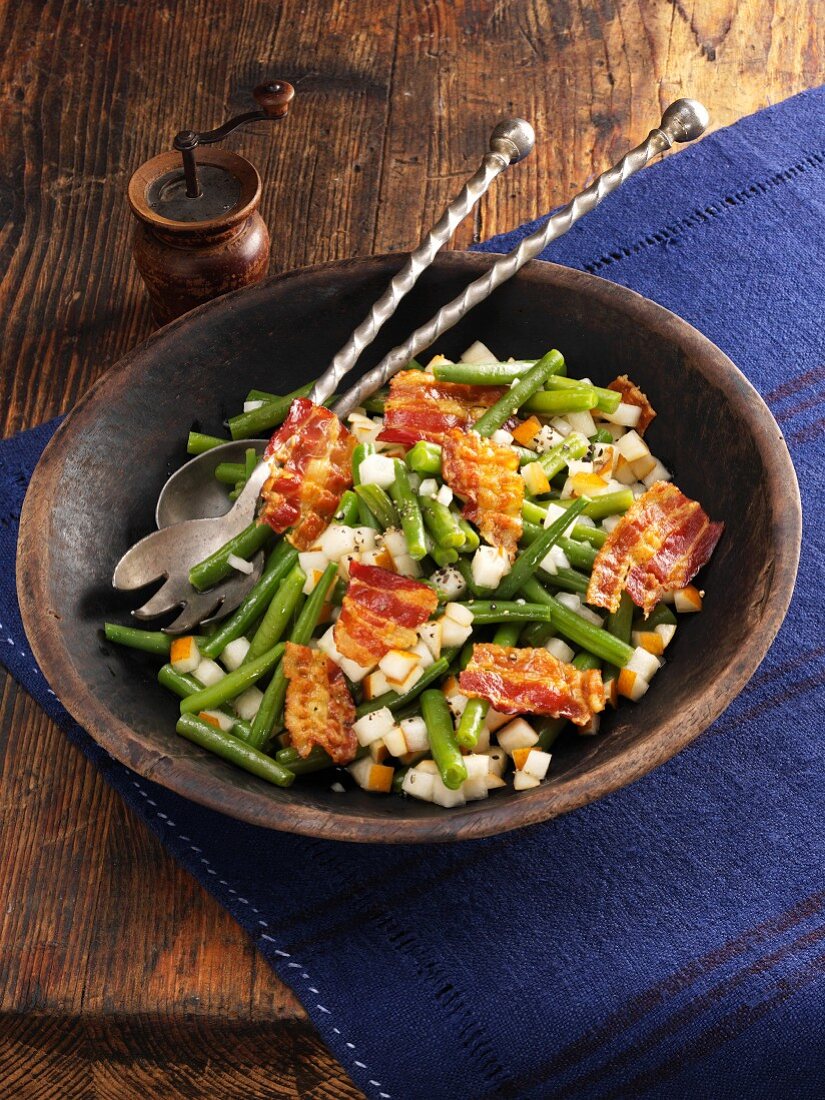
17,254,801,843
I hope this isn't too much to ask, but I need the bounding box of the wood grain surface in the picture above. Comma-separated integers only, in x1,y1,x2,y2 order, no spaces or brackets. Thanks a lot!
0,1,820,1095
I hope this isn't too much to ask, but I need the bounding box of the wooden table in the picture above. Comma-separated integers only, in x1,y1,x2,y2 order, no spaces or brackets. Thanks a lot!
0,1,818,1094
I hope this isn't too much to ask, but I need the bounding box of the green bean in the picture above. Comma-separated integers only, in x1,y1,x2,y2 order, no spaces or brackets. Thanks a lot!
537,432,590,478
473,350,565,436
389,460,428,560
519,621,557,647
535,651,601,750
104,623,171,656
452,557,491,600
214,461,247,485
556,489,633,520
176,713,294,787
570,523,607,548
557,535,597,570
245,389,279,403
602,590,634,687
522,389,599,416
420,496,466,550
355,653,457,718
496,496,588,599
406,440,442,476
457,517,479,553
455,601,557,625
543,566,591,594
333,489,361,526
245,447,256,478
432,359,538,385
245,564,306,663
180,643,286,715
352,443,381,529
198,542,298,658
421,689,467,790
590,427,615,444
354,484,399,529
158,663,200,697
189,522,272,592
248,562,338,748
541,375,622,414
455,623,519,749
640,602,677,630
275,743,368,775
429,542,459,567
521,500,547,526
520,578,634,665
227,382,314,440
187,431,226,455
362,393,386,415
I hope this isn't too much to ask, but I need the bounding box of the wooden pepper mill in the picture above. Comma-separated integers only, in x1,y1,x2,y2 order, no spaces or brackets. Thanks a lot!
128,80,294,325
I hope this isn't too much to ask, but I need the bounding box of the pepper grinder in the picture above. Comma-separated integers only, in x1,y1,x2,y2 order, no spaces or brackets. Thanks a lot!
128,80,295,325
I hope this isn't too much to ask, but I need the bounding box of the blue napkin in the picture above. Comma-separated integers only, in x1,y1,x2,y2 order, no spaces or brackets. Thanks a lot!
4,87,825,1100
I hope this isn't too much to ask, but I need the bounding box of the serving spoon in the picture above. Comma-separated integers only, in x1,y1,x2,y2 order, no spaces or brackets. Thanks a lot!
114,99,708,633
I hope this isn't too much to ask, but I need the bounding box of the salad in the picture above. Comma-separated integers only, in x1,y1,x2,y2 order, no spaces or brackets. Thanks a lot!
104,343,723,808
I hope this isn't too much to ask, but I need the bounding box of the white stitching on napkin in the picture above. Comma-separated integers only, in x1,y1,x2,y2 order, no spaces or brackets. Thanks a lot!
124,770,392,1099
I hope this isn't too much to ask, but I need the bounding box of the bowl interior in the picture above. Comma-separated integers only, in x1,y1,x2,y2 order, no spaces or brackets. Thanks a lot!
17,253,800,842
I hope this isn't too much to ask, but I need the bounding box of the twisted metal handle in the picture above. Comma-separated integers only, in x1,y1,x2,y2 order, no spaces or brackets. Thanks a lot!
333,99,709,418
309,119,535,406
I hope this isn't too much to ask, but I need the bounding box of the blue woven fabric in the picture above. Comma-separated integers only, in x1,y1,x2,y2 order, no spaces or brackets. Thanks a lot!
4,87,825,1099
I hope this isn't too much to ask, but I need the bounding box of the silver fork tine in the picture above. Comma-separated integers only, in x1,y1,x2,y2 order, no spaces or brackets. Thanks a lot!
132,576,189,620
308,119,534,407
113,530,172,590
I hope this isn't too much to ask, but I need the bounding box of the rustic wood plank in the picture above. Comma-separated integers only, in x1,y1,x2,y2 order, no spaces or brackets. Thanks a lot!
0,0,821,1093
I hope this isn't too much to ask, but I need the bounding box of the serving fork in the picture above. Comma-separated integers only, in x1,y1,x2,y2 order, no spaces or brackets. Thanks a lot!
113,100,708,633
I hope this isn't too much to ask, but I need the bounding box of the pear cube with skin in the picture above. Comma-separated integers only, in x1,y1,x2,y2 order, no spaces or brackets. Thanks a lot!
198,709,235,732
347,756,394,793
170,635,201,674
674,585,703,612
399,716,429,753
353,707,395,747
402,767,435,802
603,401,642,428
383,725,408,759
418,620,443,660
363,669,392,701
521,749,552,780
379,648,421,686
440,602,475,648
614,429,650,464
497,718,539,755
513,770,542,791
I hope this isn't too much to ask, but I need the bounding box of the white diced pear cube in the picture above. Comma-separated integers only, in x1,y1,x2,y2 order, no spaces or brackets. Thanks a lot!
601,515,622,533
340,656,373,684
418,620,443,660
485,773,507,791
460,339,497,364
473,725,491,752
549,416,572,437
674,585,703,613
462,776,489,801
566,410,597,437
170,635,201,674
471,545,510,589
513,770,541,791
415,759,439,774
394,554,422,578
497,718,539,754
419,478,438,498
351,526,377,552
484,708,511,733
193,658,225,687
383,725,408,758
642,460,671,487
220,636,250,671
402,767,435,802
411,639,435,669
576,713,601,736
534,424,564,453
430,566,467,601
539,544,571,576
382,528,408,558
430,775,466,807
198,709,235,732
626,645,662,682
444,602,473,627
394,665,424,695
436,484,454,507
319,524,357,560
463,754,491,779
522,749,552,780
363,670,391,700
399,716,429,752
379,648,420,684
615,429,650,463
485,746,508,777
656,622,677,648
545,638,576,663
440,616,473,649
491,428,514,446
353,707,395,746
358,453,396,489
234,687,264,721
603,401,643,428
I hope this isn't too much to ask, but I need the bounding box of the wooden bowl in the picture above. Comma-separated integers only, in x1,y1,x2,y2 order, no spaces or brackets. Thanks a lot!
17,254,801,842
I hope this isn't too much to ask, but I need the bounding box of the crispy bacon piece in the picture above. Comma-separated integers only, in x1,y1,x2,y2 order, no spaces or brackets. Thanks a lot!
259,398,356,550
334,562,438,668
441,429,523,559
587,482,723,616
459,644,605,726
377,369,506,446
283,642,357,763
608,374,656,433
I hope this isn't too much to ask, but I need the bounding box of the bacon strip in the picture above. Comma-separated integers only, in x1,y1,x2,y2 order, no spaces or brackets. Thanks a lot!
459,644,605,726
608,375,656,433
587,482,723,615
283,642,357,763
334,562,438,668
259,398,356,550
377,370,506,446
441,429,523,559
